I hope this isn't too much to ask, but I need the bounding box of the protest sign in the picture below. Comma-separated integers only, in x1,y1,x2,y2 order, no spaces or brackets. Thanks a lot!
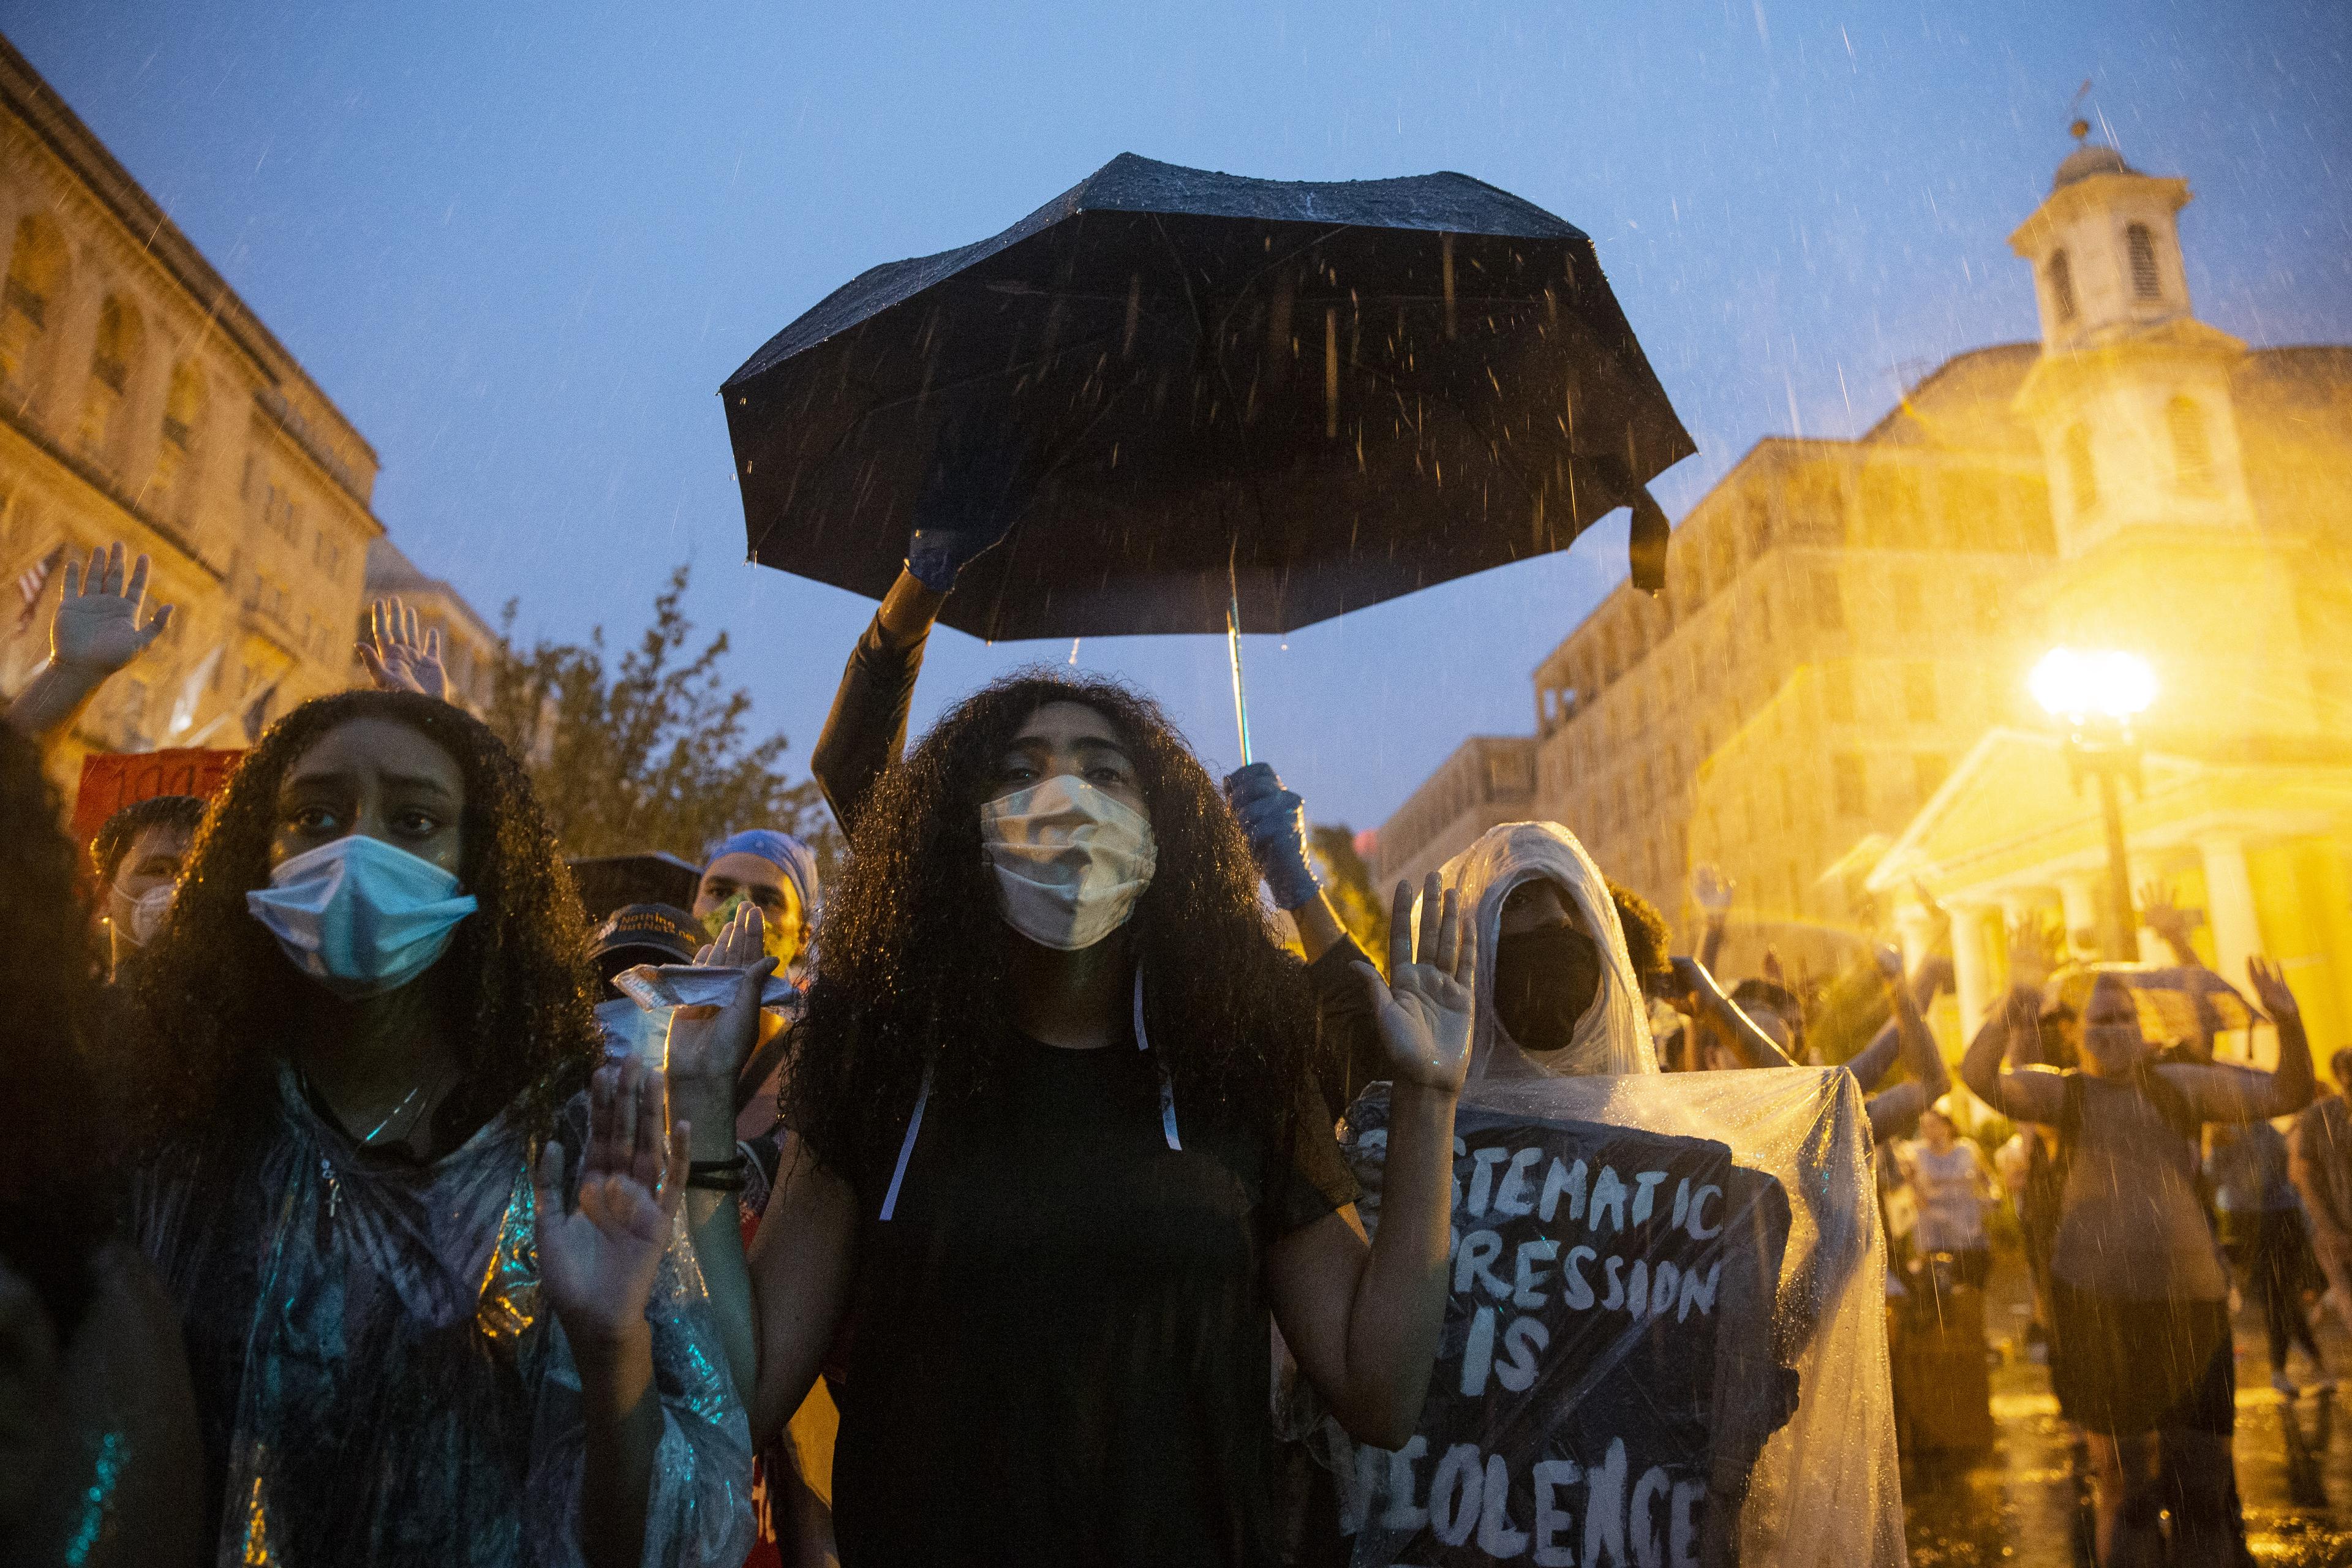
71,747,241,846
1336,1070,1898,1568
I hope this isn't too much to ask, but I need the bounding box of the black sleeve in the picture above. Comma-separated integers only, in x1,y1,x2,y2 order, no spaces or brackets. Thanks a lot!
1270,1079,1364,1238
810,612,929,839
1307,933,1389,1122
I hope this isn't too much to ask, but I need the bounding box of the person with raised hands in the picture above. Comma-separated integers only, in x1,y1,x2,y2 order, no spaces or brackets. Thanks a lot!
739,669,1469,1566
1962,954,2314,1567
5,540,175,746
122,688,751,1568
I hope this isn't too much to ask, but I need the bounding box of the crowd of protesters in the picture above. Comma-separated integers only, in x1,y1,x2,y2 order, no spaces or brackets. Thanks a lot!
0,530,2339,1568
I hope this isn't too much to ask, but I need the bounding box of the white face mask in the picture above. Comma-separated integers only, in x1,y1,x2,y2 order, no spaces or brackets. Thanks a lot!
979,774,1156,951
110,881,178,948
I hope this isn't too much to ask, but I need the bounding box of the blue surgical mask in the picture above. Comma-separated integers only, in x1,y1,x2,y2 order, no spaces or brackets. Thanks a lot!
246,835,478,998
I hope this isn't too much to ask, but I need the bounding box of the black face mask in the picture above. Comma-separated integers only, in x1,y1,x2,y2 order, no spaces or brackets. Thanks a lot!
1493,924,1602,1055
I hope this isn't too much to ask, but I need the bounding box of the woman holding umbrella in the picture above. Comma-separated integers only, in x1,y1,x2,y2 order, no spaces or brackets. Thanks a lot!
726,573,1473,1562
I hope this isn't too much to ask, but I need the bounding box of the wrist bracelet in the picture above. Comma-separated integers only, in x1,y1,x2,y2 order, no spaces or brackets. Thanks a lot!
685,1156,749,1192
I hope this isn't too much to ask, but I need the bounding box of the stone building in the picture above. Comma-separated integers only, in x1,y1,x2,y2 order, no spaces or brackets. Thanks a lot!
1374,133,2352,1040
0,37,486,794
1370,734,1536,892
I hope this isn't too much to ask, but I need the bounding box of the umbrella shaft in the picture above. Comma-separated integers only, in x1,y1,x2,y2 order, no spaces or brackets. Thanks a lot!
1225,593,1252,767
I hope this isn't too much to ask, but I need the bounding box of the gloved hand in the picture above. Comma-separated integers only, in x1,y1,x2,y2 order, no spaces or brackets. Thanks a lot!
1222,762,1321,911
905,421,1037,593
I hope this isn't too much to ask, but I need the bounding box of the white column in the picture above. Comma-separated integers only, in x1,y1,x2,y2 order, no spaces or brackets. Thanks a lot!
1894,899,1934,977
2197,834,2263,986
1951,902,1993,1044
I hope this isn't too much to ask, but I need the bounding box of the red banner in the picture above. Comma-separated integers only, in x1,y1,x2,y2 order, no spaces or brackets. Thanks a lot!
72,747,243,846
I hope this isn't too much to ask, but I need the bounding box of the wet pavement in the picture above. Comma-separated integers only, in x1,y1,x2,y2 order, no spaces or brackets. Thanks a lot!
1902,1254,2352,1566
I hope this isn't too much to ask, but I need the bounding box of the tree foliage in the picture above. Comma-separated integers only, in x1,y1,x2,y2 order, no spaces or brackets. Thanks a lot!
485,565,837,871
1309,823,1390,971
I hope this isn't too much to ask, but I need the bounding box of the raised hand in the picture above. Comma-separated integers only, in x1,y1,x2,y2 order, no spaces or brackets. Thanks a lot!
357,597,447,700
1352,873,1472,1093
1871,942,1906,985
535,1060,685,1353
669,903,777,1091
2247,956,2302,1025
1691,864,1734,922
1222,761,1320,911
51,541,172,674
2007,913,2062,993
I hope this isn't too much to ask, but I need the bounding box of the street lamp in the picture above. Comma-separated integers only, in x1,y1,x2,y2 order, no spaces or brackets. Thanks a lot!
2030,648,2157,960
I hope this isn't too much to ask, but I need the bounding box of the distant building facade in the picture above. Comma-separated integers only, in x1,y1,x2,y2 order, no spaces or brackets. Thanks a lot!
0,36,489,795
1368,734,1536,892
1376,134,2352,1041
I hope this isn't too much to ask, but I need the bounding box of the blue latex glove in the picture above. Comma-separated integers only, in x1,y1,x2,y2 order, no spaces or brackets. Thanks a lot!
1223,762,1321,911
905,423,1036,593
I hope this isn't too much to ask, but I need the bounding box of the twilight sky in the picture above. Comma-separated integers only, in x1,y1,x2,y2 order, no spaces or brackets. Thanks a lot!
7,0,2347,837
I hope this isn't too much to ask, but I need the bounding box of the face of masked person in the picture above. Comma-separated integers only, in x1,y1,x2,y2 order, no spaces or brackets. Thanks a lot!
105,822,193,951
695,853,804,965
247,717,476,998
1493,878,1603,1055
979,701,1156,952
2078,973,2150,1078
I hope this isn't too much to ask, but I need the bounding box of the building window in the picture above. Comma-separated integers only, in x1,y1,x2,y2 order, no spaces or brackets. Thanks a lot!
2065,425,2098,514
1904,662,1939,722
2168,397,2214,489
2127,224,2161,300
2047,251,2076,323
1913,752,1951,804
1833,753,1867,817
1823,663,1855,723
1814,570,1844,630
1,213,67,394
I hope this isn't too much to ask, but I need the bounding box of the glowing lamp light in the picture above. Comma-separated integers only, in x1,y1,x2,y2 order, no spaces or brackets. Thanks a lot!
2029,647,2158,724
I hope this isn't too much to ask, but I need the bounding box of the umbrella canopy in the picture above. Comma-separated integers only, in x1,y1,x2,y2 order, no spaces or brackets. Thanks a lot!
722,153,1694,641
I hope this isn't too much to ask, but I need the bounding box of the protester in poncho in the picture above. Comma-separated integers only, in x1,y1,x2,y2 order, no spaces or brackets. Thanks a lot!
124,690,753,1568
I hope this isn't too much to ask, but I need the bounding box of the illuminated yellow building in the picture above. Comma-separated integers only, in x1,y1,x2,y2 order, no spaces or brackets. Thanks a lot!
0,39,487,796
1375,134,2352,1043
1869,139,2352,1058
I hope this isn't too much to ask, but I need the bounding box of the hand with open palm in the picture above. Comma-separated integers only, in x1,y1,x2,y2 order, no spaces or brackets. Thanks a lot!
535,1060,686,1355
1352,873,1473,1094
51,541,172,674
357,597,448,701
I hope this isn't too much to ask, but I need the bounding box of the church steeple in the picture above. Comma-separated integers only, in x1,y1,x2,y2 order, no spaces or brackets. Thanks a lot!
2008,121,2193,352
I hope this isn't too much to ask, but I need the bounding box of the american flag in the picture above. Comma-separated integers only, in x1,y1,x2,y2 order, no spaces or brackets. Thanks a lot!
12,545,61,635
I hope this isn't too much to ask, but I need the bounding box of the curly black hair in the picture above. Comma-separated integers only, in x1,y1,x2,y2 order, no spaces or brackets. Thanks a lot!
126,690,599,1148
89,793,206,886
1605,879,1673,996
0,719,115,1336
783,670,1320,1194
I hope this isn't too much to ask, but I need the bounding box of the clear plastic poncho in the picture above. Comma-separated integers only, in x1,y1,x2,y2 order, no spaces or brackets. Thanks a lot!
1310,824,1897,1566
1337,1068,1900,1567
1442,821,1659,1080
133,1063,755,1567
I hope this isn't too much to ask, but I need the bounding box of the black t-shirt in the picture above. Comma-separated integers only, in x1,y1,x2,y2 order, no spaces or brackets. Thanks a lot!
831,1030,1360,1567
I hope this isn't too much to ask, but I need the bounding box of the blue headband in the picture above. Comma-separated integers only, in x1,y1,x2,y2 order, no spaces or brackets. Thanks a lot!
704,829,821,919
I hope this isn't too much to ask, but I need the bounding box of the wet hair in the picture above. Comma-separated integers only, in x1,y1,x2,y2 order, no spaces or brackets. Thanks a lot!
89,793,206,887
126,691,598,1147
1731,976,1801,1023
783,670,1321,1193
0,720,114,1337
1606,880,1672,996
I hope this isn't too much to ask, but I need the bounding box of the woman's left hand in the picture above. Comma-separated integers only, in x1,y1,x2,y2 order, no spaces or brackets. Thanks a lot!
2247,956,2301,1024
1353,873,1472,1094
535,1061,687,1354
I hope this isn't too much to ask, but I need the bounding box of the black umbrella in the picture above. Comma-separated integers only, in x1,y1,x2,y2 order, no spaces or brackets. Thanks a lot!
722,153,1692,755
